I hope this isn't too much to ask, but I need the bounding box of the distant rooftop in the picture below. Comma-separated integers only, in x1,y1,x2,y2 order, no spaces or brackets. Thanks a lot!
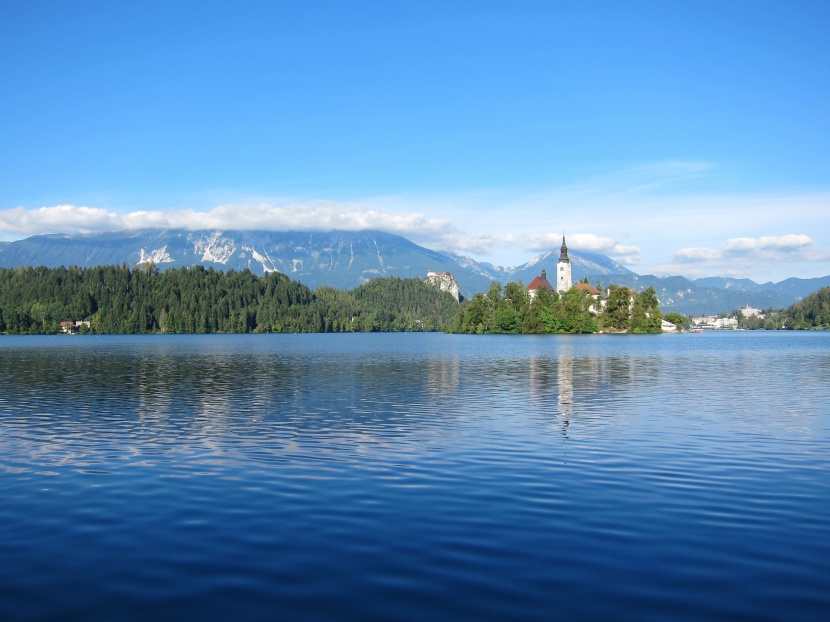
527,269,554,291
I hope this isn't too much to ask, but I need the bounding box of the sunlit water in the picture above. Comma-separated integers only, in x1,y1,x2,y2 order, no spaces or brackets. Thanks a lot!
1,332,828,621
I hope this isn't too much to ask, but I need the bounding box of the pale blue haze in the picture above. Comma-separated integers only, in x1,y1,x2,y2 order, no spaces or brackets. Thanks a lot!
1,1,829,280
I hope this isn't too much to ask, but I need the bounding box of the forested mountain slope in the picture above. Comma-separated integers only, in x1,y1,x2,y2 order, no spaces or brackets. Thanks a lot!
0,265,459,334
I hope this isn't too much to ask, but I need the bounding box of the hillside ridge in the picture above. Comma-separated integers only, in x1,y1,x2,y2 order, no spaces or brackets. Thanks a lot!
1,228,827,314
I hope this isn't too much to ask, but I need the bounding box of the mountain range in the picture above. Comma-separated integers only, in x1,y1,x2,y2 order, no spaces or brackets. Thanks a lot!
1,228,827,315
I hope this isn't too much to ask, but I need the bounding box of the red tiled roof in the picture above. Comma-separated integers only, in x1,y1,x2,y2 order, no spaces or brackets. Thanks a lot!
574,282,601,295
527,276,554,291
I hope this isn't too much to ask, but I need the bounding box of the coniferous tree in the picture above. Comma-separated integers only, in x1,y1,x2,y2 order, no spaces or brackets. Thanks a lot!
0,266,458,334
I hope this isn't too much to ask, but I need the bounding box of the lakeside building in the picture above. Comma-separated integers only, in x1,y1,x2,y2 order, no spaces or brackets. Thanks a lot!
739,305,764,318
692,316,739,330
574,282,603,313
59,320,91,334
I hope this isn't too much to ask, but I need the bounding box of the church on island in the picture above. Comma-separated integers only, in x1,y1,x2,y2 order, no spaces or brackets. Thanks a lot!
528,236,573,298
426,235,674,334
527,236,603,310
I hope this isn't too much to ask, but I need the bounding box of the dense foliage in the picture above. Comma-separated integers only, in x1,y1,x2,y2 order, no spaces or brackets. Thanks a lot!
450,281,663,334
0,265,459,334
663,312,689,331
735,309,785,330
780,287,830,329
737,287,830,330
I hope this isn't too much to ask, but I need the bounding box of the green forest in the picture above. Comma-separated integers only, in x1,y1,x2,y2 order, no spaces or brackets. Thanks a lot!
0,265,671,336
0,265,459,334
737,287,830,330
449,281,664,334
9,261,821,335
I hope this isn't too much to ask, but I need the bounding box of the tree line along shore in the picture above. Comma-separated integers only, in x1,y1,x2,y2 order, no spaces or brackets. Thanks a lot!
0,265,826,335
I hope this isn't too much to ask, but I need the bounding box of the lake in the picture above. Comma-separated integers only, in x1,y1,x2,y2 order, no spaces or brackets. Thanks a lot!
1,332,828,621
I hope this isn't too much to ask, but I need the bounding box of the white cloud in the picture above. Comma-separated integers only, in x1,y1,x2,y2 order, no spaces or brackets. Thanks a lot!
724,234,813,253
673,247,723,262
608,247,642,265
2,162,829,281
657,234,830,280
675,235,821,263
0,205,120,233
525,233,642,264
441,234,498,256
0,201,457,240
526,233,609,252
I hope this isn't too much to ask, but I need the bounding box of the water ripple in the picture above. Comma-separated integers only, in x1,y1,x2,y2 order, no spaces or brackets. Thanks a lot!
1,332,829,620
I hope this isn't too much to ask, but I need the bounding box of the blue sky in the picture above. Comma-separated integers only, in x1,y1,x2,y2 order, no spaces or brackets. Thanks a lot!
1,0,828,282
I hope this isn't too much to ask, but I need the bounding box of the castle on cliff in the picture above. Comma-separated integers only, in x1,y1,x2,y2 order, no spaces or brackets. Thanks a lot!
424,270,461,302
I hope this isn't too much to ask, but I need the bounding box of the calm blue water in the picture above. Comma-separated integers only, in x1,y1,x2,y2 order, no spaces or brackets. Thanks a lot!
1,332,828,621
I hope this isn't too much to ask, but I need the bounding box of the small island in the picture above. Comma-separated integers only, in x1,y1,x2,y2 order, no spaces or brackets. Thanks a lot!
450,237,666,334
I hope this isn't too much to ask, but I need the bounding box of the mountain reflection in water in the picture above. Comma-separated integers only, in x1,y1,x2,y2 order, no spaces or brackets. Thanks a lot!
1,332,828,622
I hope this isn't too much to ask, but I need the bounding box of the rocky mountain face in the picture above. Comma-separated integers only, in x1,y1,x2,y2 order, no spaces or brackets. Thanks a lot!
424,270,461,302
0,228,479,292
0,229,627,300
0,228,826,314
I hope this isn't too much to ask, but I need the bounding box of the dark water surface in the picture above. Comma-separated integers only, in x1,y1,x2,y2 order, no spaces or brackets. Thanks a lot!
1,332,828,621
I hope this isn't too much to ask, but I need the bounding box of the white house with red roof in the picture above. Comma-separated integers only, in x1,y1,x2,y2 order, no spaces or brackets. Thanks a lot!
574,282,603,313
526,269,555,300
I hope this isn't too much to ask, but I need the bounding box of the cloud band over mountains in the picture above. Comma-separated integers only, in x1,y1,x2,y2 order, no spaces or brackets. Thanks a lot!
1,167,828,282
0,202,455,238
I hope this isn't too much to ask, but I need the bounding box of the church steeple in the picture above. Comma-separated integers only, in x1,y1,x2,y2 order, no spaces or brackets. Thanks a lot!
556,235,572,293
558,235,570,263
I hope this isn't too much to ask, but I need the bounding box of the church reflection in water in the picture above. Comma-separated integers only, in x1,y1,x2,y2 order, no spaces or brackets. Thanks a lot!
527,347,641,437
528,353,573,436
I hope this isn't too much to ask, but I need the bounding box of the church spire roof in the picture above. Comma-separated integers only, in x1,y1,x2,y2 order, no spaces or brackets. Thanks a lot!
558,235,570,263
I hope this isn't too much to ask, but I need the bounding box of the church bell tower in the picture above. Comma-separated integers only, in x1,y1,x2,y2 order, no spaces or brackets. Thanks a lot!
556,235,572,293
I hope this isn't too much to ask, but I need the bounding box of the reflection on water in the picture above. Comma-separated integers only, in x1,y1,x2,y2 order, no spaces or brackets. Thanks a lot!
1,332,829,621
